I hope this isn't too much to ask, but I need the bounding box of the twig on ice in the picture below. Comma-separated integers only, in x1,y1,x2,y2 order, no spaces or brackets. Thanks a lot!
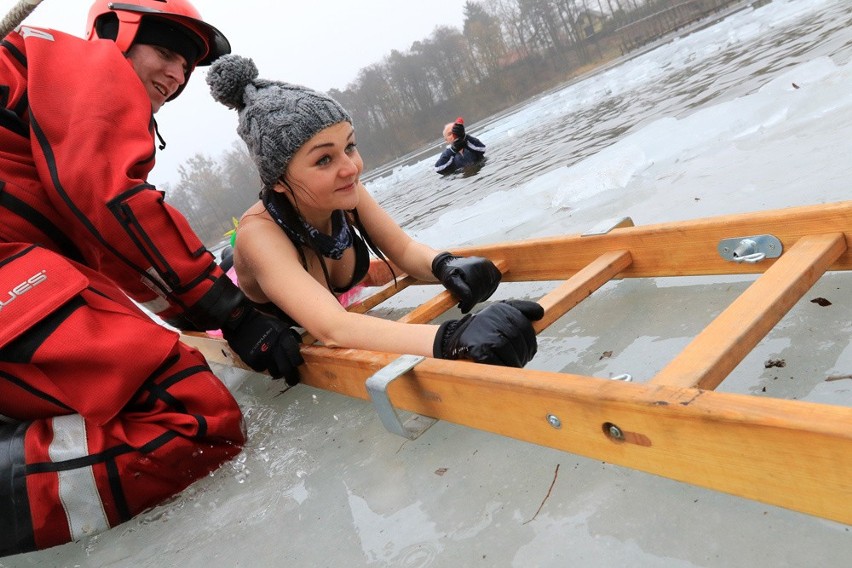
524,463,560,525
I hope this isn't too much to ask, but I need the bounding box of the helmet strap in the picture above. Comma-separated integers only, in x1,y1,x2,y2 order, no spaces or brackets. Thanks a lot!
113,11,143,53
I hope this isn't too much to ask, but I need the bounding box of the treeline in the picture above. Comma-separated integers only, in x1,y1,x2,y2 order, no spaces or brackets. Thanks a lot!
165,0,747,246
330,0,740,166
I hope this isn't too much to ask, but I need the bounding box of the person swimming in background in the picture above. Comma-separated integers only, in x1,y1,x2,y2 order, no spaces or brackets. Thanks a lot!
434,117,486,175
207,55,543,368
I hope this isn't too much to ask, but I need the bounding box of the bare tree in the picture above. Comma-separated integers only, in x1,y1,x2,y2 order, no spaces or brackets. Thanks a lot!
221,142,262,214
517,0,563,54
385,49,437,114
432,26,478,96
463,1,507,76
174,153,230,244
410,31,466,101
351,63,396,131
484,0,526,60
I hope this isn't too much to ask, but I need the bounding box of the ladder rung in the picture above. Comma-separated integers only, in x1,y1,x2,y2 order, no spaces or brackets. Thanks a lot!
397,260,509,324
304,260,509,343
396,288,459,323
650,233,847,390
534,250,632,333
347,274,417,314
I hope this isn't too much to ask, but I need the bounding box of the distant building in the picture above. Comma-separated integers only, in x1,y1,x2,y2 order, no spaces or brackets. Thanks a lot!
578,9,607,39
616,0,744,53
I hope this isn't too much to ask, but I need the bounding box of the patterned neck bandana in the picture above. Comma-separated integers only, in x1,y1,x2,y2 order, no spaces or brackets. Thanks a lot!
263,192,353,260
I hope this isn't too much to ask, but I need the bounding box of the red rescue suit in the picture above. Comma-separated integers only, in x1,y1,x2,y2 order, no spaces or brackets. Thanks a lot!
0,27,245,555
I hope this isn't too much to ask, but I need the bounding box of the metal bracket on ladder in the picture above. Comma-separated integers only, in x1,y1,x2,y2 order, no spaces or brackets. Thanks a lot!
366,354,437,439
718,234,783,263
582,216,635,236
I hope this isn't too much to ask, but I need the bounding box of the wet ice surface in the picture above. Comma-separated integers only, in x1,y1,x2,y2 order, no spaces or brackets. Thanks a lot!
14,368,850,568
7,0,852,566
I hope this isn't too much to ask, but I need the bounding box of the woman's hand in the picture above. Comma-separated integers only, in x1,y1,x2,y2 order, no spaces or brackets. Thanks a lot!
433,300,544,367
432,252,501,313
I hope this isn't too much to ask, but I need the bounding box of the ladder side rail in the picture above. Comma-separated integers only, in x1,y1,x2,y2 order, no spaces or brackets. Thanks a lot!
294,345,852,526
180,331,252,371
179,331,852,525
201,249,631,350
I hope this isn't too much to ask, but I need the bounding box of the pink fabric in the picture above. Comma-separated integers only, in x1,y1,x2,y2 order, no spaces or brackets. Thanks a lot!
337,282,367,308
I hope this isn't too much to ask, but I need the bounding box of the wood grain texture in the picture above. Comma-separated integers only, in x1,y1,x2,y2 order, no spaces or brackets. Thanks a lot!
180,335,852,525
180,202,852,525
651,233,847,389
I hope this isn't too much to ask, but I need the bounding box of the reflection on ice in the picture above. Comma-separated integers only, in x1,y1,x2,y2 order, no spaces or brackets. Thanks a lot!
346,488,443,566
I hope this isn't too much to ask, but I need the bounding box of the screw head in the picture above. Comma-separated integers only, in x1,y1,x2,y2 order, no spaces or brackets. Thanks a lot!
547,414,562,429
603,422,625,440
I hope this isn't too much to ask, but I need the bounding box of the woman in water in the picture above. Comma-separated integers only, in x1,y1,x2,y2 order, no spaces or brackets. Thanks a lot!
207,55,542,367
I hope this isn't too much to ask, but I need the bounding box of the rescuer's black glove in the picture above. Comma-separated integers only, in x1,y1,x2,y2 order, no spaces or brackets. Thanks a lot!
223,303,303,385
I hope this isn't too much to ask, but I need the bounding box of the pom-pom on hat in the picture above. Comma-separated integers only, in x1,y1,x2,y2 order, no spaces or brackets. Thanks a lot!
207,54,352,187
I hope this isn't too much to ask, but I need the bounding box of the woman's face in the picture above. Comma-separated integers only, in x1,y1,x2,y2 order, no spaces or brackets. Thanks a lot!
278,121,362,216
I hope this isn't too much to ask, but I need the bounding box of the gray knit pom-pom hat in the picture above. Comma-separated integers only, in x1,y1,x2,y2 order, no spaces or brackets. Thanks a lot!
207,54,352,187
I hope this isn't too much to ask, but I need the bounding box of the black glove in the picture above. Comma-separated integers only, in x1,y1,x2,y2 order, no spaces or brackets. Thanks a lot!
433,300,544,367
222,303,303,385
451,122,466,139
451,135,467,152
432,252,501,313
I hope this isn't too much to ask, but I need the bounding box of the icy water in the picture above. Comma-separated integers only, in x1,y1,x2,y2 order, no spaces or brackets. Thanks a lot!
367,0,852,245
7,1,852,567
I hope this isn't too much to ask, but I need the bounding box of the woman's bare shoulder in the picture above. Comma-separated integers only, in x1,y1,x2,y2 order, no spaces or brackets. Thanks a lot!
237,205,278,240
239,201,267,224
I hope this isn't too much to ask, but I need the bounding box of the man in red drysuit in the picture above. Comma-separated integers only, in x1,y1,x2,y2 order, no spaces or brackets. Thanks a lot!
0,0,302,555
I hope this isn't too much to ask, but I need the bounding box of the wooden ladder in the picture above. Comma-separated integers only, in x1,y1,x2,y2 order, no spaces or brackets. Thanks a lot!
181,202,852,525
